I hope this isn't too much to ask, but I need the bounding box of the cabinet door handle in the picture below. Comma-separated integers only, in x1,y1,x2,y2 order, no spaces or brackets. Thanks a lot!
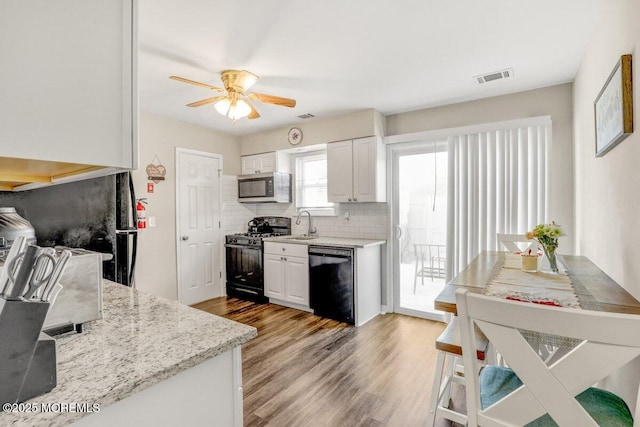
353,198,358,201
282,247,286,251
348,198,352,202
181,235,189,241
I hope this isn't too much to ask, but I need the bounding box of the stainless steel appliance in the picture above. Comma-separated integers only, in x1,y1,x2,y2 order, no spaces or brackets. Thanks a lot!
0,172,138,286
237,172,292,203
225,216,291,301
42,247,106,334
0,208,36,261
309,246,355,324
0,246,107,335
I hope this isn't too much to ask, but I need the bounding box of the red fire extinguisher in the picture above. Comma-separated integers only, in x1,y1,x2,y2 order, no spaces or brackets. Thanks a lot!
136,198,148,229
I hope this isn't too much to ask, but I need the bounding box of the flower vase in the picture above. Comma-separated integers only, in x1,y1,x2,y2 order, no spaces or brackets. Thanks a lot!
541,246,559,274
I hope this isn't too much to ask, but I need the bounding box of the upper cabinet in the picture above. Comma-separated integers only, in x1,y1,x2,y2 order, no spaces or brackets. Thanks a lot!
241,152,290,175
327,136,386,203
0,0,138,181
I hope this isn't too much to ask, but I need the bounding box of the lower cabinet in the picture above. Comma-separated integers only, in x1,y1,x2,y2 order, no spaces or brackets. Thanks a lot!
264,243,309,308
263,240,383,326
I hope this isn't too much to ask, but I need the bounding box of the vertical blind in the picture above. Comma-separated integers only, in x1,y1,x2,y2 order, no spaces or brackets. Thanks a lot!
445,119,551,280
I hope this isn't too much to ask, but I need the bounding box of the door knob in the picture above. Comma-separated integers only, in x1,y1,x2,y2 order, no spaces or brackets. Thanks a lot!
181,235,189,241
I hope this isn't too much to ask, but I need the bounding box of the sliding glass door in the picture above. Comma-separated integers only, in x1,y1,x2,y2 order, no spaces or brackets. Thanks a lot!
391,142,448,321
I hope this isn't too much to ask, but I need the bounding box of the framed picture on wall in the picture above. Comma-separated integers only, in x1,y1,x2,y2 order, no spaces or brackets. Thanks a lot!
594,54,633,157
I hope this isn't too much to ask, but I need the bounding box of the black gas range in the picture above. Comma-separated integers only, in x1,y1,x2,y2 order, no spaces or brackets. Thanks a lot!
226,232,287,248
225,217,291,302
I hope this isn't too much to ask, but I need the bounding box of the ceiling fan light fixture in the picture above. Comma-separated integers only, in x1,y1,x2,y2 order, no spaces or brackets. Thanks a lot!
172,69,296,122
231,99,252,119
215,98,251,121
214,98,231,116
237,71,258,92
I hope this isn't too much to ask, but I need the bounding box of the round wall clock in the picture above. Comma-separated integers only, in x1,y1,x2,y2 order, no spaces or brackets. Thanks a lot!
287,127,303,145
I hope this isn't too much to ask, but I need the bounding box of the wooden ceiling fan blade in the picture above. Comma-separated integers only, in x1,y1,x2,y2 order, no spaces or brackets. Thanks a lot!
235,70,259,92
249,92,296,108
169,75,224,92
246,100,261,120
186,96,225,107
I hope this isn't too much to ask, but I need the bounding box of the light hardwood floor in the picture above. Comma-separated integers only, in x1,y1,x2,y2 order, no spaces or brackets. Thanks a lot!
193,297,461,426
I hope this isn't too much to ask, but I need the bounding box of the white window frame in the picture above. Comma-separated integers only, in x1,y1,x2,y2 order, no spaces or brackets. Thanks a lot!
292,150,336,217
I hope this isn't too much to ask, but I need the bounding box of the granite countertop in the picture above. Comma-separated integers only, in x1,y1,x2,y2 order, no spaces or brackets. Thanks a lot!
1,280,256,427
263,235,386,248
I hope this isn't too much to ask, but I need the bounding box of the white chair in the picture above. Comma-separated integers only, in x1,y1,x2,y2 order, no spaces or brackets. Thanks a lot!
413,244,446,293
456,288,639,427
496,233,538,253
426,317,489,427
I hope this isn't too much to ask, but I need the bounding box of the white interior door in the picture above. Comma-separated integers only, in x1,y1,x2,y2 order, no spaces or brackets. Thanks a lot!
176,148,222,305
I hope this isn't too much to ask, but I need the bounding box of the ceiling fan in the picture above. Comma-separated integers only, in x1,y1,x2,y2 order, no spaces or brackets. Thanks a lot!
169,70,296,121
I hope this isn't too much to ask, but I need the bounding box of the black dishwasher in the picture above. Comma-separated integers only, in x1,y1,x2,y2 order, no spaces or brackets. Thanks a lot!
309,246,354,324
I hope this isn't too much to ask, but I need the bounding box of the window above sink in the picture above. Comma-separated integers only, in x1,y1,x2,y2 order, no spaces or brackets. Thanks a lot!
294,151,335,216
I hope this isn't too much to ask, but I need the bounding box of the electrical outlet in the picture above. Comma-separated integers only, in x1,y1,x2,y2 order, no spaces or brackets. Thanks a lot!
148,216,156,228
344,212,350,221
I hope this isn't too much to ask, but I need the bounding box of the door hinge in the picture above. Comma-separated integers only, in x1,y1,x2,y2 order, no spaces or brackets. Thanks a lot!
219,271,222,279
218,221,221,228
218,169,222,177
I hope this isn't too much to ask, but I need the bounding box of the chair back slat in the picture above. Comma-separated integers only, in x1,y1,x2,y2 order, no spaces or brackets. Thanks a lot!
464,292,640,347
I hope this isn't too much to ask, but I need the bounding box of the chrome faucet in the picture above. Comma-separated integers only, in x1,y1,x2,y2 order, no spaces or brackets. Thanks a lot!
295,210,317,236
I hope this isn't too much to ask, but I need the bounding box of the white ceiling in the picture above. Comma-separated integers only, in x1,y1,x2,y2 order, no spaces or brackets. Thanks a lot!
139,0,604,136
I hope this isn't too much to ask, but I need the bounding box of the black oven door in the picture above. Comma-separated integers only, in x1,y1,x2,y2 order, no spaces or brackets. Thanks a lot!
225,244,264,299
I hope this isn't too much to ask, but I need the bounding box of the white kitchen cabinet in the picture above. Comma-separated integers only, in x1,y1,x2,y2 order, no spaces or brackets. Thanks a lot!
327,136,385,202
326,140,353,201
353,244,383,327
283,256,309,305
72,348,243,427
264,242,309,309
264,253,286,299
0,0,137,173
241,151,290,175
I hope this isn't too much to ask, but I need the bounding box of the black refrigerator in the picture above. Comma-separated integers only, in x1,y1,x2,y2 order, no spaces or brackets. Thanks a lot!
0,172,138,286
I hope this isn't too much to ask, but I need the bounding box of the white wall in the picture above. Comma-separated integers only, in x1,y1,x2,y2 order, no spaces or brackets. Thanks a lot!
387,83,575,254
572,0,640,406
240,109,381,155
131,113,240,300
573,0,640,298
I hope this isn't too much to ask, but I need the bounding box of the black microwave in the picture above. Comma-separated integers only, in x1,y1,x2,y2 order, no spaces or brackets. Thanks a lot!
237,172,291,203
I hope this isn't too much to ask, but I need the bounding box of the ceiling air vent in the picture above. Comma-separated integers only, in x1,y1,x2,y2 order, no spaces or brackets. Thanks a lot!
297,113,315,119
474,68,514,84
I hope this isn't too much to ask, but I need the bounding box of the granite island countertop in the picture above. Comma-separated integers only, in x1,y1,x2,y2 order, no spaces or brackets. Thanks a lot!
262,235,386,248
1,280,256,427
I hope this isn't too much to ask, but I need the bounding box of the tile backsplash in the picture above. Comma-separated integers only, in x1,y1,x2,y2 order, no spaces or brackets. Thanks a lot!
221,176,256,236
221,176,388,240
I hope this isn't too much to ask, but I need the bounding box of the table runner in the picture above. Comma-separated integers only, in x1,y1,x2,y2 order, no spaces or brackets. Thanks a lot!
484,253,580,308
